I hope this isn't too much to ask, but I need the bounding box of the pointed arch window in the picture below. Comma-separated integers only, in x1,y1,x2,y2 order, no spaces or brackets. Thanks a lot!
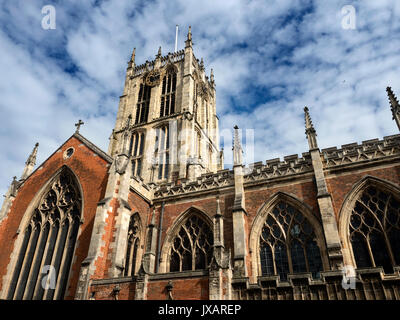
259,201,323,280
169,214,213,272
154,125,169,180
349,186,400,274
124,214,141,276
7,168,81,300
160,69,176,117
129,132,145,177
135,83,151,124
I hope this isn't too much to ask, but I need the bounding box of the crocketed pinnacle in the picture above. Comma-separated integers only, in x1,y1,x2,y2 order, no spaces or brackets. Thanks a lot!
128,47,136,68
304,106,318,149
387,87,400,131
26,142,39,166
185,26,192,48
233,125,243,166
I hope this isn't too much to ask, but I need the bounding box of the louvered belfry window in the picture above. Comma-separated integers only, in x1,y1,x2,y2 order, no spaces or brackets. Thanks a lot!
169,215,213,272
7,168,81,300
135,84,151,124
160,70,176,117
129,132,145,177
350,186,400,274
124,214,141,276
259,201,323,280
154,125,170,180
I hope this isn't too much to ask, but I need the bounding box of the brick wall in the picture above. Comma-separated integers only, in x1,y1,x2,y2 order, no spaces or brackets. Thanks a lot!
90,281,136,300
147,277,209,300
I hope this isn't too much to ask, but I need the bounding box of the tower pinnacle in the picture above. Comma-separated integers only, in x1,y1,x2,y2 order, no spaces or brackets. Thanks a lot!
304,106,318,150
128,47,136,68
199,58,204,71
387,86,400,131
210,68,215,86
185,26,192,48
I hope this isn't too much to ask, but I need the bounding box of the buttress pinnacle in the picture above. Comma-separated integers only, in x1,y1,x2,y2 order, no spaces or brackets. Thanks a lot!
26,142,39,166
387,87,400,131
304,107,318,149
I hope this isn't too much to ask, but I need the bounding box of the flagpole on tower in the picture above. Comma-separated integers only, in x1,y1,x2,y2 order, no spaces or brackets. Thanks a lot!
175,24,179,52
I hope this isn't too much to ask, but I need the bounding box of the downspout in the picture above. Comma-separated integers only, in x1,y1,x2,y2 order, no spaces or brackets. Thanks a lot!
155,201,165,273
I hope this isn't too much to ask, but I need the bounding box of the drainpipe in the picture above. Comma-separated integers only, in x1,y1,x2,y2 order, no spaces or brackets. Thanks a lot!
155,201,165,273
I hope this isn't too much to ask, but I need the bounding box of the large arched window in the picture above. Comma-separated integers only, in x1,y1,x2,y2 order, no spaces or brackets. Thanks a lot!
159,69,176,117
7,168,81,300
349,186,400,274
135,83,151,124
259,201,323,280
129,132,145,177
124,213,141,276
169,214,213,272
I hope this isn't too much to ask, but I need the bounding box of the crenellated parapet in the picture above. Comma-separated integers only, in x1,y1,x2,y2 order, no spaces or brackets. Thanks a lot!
322,134,400,168
244,153,313,183
131,50,185,78
153,151,314,199
153,169,234,199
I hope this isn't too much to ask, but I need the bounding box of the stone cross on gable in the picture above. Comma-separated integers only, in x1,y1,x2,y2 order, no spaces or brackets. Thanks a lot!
75,120,84,133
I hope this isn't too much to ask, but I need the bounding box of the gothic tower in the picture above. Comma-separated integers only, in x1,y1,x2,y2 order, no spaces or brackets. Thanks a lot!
108,26,222,184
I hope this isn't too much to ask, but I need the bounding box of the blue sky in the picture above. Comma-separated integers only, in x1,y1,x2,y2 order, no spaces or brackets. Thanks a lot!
0,0,400,197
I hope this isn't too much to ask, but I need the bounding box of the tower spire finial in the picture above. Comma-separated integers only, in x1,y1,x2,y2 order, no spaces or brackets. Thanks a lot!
156,46,162,58
185,25,192,48
131,47,136,62
304,106,318,149
128,47,136,68
387,86,400,131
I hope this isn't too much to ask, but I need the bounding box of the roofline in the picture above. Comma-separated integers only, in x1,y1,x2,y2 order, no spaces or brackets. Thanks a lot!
17,132,113,186
72,132,113,163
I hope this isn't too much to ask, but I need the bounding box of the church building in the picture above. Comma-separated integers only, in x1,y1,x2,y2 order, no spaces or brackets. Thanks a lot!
1,27,400,300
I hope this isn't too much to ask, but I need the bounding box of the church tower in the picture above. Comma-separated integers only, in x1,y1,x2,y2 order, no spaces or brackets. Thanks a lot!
108,26,222,184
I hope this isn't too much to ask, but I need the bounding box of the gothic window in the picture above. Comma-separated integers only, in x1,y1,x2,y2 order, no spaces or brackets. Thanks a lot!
124,214,141,276
7,168,81,300
129,132,145,177
135,83,151,124
349,186,400,274
154,125,169,180
160,70,176,117
169,214,213,272
259,201,323,280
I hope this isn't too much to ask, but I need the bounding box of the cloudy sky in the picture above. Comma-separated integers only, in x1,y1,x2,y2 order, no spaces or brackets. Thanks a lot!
0,0,400,197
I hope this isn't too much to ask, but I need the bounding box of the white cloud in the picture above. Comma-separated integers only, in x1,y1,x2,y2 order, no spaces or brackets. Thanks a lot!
0,0,399,197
